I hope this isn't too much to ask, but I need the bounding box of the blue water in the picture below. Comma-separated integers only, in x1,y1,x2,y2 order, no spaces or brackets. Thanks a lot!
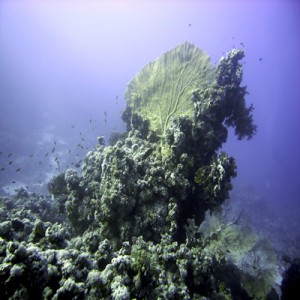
0,1,299,256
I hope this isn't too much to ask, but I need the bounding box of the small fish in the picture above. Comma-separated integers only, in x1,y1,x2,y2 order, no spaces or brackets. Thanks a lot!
75,163,80,168
105,118,107,123
1,167,5,171
55,156,59,161
54,140,56,145
9,161,13,165
16,168,21,172
188,23,191,27
39,161,42,165
12,181,16,183
0,151,3,155
29,154,34,158
81,137,85,142
68,149,71,154
45,152,49,157
71,125,75,128
90,119,92,123
104,111,107,117
52,147,55,153
8,153,12,158
259,58,263,61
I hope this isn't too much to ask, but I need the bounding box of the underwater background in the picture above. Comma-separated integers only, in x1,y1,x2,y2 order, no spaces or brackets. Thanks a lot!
0,0,299,299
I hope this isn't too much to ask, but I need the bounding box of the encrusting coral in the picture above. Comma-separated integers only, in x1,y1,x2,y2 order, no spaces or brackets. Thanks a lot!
0,42,281,299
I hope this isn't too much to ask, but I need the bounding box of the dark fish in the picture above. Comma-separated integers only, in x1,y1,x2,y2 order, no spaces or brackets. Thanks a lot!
90,119,92,123
55,156,59,161
12,181,16,183
29,154,34,158
71,125,75,128
188,23,191,27
9,161,13,165
0,151,3,155
16,168,21,172
81,137,85,142
104,111,107,117
39,161,42,165
8,153,12,158
105,118,107,123
75,163,80,168
1,167,5,171
54,140,56,145
45,152,49,157
142,148,153,160
68,149,71,154
52,147,55,153
259,58,263,61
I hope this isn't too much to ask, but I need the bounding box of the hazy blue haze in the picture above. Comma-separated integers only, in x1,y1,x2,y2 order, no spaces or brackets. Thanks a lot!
0,0,299,253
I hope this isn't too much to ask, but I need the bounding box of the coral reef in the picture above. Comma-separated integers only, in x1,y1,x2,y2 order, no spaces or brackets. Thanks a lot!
0,42,281,299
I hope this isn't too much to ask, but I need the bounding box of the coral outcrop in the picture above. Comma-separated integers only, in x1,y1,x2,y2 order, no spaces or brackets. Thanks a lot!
0,42,280,299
